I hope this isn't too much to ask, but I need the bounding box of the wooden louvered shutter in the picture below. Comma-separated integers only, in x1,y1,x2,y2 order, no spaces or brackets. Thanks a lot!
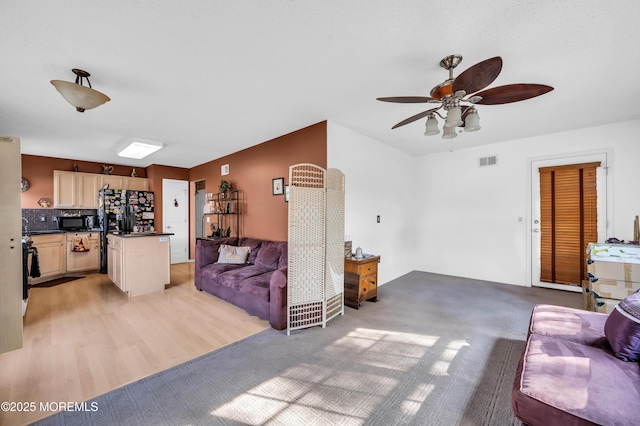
539,162,599,286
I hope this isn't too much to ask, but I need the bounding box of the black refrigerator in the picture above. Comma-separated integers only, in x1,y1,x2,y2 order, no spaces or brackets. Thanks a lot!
98,189,155,273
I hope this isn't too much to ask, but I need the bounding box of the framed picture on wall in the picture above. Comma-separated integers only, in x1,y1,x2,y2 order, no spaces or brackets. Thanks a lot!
272,177,284,195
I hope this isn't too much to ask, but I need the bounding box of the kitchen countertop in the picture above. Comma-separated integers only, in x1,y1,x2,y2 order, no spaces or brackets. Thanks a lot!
108,232,174,238
26,229,103,236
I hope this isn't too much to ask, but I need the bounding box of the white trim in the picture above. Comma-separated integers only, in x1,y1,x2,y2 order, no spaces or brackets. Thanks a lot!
532,282,582,293
526,149,613,288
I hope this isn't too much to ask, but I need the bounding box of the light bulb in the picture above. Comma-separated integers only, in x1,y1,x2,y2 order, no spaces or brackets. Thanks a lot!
445,106,463,128
464,108,481,132
424,114,440,136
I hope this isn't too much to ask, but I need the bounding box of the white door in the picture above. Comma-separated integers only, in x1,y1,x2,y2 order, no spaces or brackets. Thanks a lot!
163,179,189,264
530,152,609,291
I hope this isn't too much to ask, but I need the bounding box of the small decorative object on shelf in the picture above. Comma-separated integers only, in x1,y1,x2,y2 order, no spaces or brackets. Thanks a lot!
219,180,230,198
102,165,114,175
37,193,53,208
131,168,137,177
73,161,78,172
344,240,352,258
21,177,30,192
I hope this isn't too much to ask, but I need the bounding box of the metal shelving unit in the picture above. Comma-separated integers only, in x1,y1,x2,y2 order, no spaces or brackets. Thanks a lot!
203,189,239,239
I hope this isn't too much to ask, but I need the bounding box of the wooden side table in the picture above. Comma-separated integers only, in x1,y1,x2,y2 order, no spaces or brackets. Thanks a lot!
344,255,380,309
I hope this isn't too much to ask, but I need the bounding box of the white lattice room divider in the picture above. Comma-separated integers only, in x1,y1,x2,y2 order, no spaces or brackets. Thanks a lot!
287,164,345,334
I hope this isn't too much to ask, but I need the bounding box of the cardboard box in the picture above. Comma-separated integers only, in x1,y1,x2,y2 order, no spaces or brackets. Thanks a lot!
587,242,640,264
582,284,594,311
586,260,640,282
590,293,619,314
588,278,640,300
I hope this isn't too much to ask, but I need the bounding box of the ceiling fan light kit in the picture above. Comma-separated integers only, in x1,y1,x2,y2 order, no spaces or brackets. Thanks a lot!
378,54,553,139
51,68,111,112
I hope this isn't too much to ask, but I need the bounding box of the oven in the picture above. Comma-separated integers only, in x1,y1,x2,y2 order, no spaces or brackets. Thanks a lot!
21,236,37,315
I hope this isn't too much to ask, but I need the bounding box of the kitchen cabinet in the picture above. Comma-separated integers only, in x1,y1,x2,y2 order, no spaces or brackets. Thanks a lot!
28,234,66,284
66,232,100,273
100,175,149,191
124,177,149,191
53,171,100,208
107,234,170,296
100,175,124,191
107,234,124,291
54,171,149,207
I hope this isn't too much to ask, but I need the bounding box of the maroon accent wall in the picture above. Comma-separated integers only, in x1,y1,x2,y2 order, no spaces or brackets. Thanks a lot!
146,164,190,231
20,155,146,208
189,121,327,243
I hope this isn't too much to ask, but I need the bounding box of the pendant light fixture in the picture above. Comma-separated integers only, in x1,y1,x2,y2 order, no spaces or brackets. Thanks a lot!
51,68,111,112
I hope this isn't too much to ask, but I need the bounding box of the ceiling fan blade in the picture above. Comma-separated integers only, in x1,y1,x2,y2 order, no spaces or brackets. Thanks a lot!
474,84,554,105
452,56,503,95
391,108,439,129
377,96,440,103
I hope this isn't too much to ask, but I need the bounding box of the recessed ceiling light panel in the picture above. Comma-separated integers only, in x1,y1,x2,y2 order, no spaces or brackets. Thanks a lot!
117,140,163,159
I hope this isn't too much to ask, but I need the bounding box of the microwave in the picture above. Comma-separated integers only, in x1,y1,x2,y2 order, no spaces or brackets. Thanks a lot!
58,215,94,231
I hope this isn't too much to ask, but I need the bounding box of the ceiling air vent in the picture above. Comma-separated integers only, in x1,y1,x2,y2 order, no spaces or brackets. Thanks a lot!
479,155,497,167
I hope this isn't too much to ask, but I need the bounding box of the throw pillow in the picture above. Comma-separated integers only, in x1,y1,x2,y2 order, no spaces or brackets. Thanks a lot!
217,245,251,264
604,290,640,361
254,241,282,269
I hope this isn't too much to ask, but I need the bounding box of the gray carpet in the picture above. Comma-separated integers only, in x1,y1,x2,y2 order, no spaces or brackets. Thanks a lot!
34,271,581,426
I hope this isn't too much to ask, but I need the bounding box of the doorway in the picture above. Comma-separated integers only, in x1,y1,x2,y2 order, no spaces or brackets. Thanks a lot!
162,179,189,264
195,180,206,239
530,152,609,291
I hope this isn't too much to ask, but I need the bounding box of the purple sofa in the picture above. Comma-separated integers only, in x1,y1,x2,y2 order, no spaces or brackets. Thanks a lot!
512,304,640,425
195,237,288,330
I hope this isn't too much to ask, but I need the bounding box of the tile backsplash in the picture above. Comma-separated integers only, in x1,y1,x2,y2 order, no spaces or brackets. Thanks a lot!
21,208,98,233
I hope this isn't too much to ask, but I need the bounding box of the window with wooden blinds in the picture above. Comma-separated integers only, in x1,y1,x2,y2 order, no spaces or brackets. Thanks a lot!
539,162,599,286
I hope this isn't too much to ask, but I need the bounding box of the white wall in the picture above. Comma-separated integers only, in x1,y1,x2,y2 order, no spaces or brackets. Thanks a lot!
327,121,418,285
415,119,640,286
328,119,640,288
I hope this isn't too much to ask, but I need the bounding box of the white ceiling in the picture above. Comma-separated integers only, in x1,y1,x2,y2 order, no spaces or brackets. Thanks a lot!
2,1,640,169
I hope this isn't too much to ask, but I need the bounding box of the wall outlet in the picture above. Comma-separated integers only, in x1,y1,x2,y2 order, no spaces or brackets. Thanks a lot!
40,216,46,222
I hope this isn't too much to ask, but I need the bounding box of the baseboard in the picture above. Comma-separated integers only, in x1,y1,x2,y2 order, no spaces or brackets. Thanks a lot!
533,282,582,293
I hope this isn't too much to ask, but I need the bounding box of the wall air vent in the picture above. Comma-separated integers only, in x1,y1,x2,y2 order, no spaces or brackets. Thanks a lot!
479,155,497,167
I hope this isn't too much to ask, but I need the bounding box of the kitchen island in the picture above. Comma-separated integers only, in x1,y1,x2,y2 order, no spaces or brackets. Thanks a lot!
107,233,173,297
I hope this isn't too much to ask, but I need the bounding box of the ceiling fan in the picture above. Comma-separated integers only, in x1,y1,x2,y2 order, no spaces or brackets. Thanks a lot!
377,54,554,139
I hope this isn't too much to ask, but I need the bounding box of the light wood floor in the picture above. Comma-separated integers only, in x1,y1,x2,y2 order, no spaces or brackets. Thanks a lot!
0,263,269,426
